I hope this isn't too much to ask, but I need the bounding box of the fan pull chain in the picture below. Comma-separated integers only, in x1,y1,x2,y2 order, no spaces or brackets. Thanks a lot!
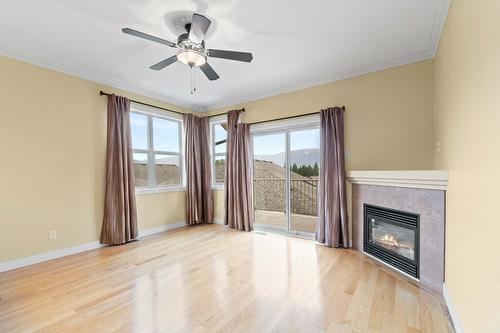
190,66,193,94
190,66,197,94
193,68,197,93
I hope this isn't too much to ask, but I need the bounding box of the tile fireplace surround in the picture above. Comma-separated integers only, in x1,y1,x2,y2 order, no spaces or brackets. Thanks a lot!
347,170,448,294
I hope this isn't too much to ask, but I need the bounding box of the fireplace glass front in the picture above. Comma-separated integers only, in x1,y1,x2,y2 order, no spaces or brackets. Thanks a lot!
368,219,415,260
364,204,419,278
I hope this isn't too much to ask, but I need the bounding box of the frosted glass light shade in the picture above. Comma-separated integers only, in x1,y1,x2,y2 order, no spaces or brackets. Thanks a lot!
177,50,206,67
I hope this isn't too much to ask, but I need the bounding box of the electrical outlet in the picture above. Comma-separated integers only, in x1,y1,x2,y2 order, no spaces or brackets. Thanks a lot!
435,142,441,153
345,149,351,160
49,230,57,240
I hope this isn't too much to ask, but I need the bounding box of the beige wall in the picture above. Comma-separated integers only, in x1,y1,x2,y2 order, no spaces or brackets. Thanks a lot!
136,192,186,230
210,59,435,171
434,0,500,331
213,189,225,222
0,55,189,262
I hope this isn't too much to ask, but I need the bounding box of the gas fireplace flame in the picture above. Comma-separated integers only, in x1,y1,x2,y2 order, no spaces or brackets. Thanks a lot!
380,234,399,246
378,234,414,250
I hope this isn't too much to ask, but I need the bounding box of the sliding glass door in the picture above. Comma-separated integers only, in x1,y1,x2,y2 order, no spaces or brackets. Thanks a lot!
252,125,319,237
253,132,288,231
289,128,320,234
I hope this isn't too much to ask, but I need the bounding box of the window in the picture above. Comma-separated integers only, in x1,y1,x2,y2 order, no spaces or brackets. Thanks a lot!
211,119,227,186
130,104,183,190
251,114,320,236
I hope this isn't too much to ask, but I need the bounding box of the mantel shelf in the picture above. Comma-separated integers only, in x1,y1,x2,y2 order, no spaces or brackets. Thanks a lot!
347,170,448,190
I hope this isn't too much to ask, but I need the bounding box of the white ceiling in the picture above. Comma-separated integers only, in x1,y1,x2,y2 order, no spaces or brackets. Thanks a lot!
0,0,450,111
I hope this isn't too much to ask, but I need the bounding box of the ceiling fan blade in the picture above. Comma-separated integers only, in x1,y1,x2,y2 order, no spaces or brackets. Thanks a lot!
208,49,253,62
188,13,211,44
150,55,178,70
199,63,220,81
122,28,177,48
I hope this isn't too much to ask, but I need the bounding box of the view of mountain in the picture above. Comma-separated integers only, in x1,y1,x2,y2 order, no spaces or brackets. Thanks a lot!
134,156,179,165
255,149,319,167
135,149,319,169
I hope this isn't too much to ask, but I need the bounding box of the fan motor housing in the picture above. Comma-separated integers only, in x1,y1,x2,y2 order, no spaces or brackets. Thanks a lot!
177,33,205,51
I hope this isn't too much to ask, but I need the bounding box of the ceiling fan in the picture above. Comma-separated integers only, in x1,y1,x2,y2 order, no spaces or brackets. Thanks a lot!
122,13,253,83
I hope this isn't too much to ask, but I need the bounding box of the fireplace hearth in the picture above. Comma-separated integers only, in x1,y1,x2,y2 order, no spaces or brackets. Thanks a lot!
364,204,419,279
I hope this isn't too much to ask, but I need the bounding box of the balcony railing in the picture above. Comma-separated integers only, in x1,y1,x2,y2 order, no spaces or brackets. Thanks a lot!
253,178,318,216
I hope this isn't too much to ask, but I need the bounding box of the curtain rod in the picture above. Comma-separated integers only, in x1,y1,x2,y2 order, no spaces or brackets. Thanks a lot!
248,106,345,125
99,91,245,117
100,91,184,115
100,91,341,121
208,108,245,118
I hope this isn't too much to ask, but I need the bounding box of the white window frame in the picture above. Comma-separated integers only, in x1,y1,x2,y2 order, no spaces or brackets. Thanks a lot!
210,114,227,190
250,114,320,239
131,103,186,194
249,114,320,134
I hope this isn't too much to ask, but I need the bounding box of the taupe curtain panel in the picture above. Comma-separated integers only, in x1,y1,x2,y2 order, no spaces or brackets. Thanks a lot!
316,107,349,248
183,114,213,225
224,110,254,231
100,94,138,245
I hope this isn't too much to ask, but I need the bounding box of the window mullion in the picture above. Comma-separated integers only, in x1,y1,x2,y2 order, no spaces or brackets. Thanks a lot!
178,120,184,186
133,149,148,154
147,115,156,186
153,150,179,156
211,122,227,186
211,123,216,186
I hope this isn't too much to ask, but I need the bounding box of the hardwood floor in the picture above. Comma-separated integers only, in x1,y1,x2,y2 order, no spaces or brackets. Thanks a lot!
0,224,454,333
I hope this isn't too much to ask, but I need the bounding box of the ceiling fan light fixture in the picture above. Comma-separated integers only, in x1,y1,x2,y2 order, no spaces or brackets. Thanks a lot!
122,12,253,82
177,49,206,67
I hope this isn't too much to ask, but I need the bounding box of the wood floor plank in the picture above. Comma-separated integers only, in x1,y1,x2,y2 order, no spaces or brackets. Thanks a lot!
0,224,454,332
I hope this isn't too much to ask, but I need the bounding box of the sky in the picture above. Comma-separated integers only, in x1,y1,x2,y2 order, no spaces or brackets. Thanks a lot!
131,115,319,167
253,128,320,166
213,123,226,154
130,112,180,152
253,128,320,155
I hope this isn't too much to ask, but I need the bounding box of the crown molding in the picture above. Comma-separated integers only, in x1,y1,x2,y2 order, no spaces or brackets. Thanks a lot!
201,0,451,112
427,0,452,57
202,49,434,111
0,45,207,112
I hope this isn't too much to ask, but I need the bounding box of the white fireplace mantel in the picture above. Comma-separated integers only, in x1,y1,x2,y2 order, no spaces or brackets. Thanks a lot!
347,170,448,190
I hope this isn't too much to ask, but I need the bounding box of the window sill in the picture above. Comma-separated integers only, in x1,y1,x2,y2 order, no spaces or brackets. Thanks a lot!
135,186,186,195
212,184,224,191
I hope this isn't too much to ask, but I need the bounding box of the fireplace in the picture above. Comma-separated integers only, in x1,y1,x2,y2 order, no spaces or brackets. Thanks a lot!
364,204,420,279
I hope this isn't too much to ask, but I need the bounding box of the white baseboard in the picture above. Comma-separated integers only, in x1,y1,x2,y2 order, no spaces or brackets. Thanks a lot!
213,218,224,225
443,283,464,333
0,221,187,273
138,221,187,238
0,241,104,273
